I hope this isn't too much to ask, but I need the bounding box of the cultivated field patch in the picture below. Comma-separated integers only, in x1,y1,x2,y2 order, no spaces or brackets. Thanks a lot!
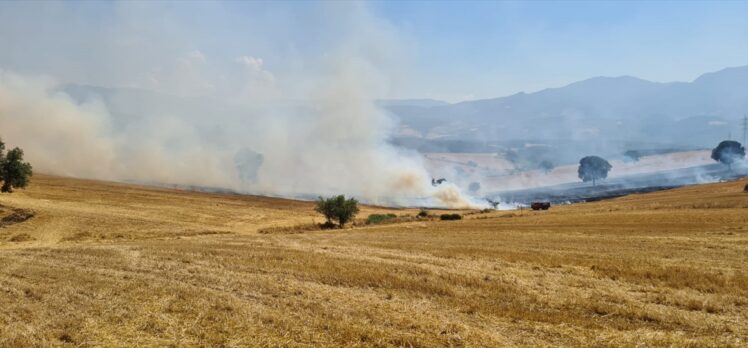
0,175,746,346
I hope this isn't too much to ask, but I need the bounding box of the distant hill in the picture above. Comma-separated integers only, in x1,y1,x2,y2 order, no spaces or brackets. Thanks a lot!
384,66,748,150
376,98,450,108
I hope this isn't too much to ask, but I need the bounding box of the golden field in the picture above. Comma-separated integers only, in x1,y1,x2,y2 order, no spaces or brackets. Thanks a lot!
1,174,747,347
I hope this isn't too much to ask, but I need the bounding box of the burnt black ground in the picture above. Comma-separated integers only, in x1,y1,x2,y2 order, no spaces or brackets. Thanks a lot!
491,163,747,204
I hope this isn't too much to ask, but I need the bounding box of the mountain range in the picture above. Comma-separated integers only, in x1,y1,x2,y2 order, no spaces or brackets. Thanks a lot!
383,65,748,152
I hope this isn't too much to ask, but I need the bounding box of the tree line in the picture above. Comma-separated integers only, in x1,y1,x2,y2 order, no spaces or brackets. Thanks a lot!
578,140,745,186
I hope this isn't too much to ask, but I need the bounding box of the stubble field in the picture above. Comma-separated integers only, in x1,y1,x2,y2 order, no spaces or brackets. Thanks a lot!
1,175,747,347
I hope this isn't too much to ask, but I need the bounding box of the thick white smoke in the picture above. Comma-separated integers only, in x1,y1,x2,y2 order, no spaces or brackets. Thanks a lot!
0,70,237,187
0,69,482,208
0,3,484,208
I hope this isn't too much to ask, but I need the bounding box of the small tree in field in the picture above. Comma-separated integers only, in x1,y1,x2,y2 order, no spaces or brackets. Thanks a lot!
0,139,32,193
623,150,641,162
711,140,745,171
539,160,554,174
578,156,611,186
468,182,481,193
315,195,359,228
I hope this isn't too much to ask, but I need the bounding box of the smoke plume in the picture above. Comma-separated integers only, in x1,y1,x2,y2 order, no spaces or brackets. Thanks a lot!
0,2,483,208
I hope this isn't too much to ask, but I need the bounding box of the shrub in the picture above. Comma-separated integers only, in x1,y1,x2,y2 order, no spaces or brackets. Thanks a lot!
744,184,748,192
417,209,429,218
440,213,462,221
366,213,397,225
314,195,360,227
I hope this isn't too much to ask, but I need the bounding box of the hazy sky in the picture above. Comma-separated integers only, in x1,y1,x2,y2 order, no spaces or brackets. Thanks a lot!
372,0,748,101
2,0,748,102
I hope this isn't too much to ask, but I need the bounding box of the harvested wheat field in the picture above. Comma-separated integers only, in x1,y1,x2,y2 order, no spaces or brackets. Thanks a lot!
0,175,747,347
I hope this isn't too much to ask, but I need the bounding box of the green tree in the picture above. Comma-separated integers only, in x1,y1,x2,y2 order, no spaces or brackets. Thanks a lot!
468,182,481,193
0,138,5,163
1,147,33,193
578,156,611,186
0,138,32,193
539,160,554,174
315,195,360,227
623,150,641,162
711,140,745,171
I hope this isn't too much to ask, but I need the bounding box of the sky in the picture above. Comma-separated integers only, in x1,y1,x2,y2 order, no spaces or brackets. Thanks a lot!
372,0,748,101
2,0,748,102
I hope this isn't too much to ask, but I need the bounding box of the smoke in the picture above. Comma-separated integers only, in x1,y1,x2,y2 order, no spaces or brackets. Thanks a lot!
0,2,483,208
0,70,237,187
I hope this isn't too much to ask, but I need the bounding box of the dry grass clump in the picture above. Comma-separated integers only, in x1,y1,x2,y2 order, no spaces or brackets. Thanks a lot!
356,213,432,226
0,208,34,227
258,223,322,234
59,231,93,242
259,212,441,233
8,233,33,242
0,175,747,346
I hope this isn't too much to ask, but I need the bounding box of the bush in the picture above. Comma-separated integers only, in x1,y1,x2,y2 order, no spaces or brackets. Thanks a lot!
744,184,748,192
417,209,429,218
367,213,397,225
440,213,462,221
315,195,360,227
